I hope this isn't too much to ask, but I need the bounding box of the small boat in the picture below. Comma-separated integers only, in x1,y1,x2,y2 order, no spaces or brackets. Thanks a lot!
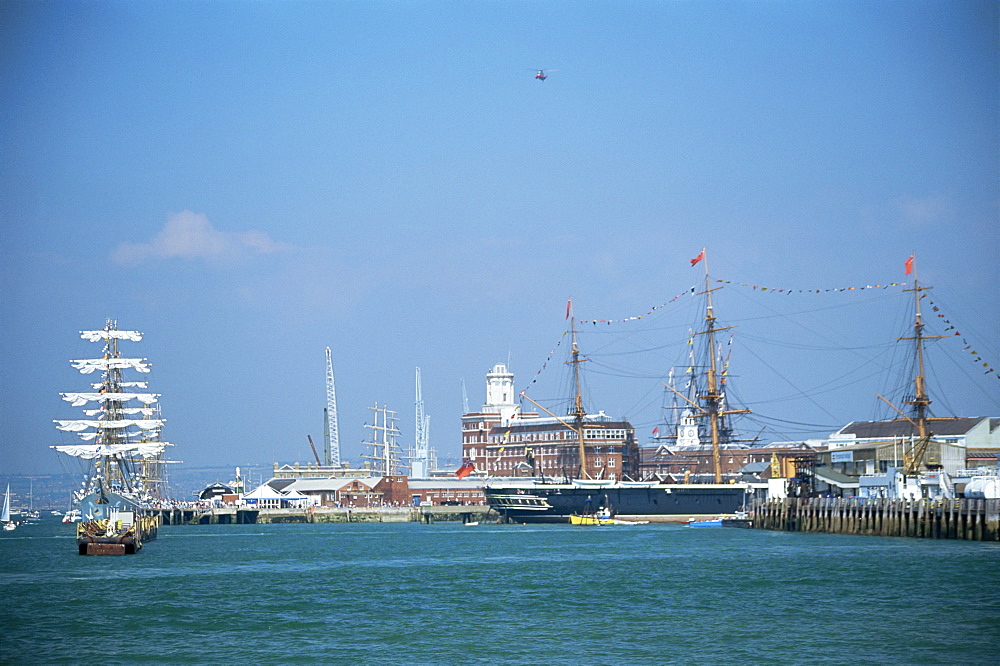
62,509,82,523
569,507,614,526
2,484,15,531
721,510,752,528
689,510,752,527
687,517,724,527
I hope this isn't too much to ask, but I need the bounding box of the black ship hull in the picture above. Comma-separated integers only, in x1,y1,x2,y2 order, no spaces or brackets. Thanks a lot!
484,480,764,523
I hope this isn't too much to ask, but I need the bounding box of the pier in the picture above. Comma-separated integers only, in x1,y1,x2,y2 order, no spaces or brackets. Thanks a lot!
155,505,496,526
753,497,999,541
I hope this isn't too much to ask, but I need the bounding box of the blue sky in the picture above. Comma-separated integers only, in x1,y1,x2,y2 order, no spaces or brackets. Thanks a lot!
2,1,997,476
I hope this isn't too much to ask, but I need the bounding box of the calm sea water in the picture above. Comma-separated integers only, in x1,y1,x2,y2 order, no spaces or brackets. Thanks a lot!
2,516,998,664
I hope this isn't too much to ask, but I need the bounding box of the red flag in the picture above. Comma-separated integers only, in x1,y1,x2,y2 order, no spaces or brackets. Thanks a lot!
904,254,914,275
455,460,475,479
690,248,705,266
652,426,659,436
565,297,572,319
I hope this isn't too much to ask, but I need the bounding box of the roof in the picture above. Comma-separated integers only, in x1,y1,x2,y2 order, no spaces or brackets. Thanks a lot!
490,415,633,434
836,417,988,439
284,478,378,493
198,483,235,499
738,461,770,474
812,467,860,489
966,448,1000,460
408,478,485,490
244,484,287,499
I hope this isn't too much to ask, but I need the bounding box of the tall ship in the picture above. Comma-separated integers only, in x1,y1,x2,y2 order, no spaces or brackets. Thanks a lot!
482,250,764,522
52,321,165,554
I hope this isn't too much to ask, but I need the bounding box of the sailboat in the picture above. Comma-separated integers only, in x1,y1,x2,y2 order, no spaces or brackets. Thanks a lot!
484,250,763,523
2,484,15,531
52,321,164,554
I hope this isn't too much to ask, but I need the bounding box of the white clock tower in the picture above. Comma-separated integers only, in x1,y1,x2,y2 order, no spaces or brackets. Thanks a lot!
483,363,518,425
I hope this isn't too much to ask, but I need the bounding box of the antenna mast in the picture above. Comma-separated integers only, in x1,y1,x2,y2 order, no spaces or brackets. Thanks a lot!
324,347,341,467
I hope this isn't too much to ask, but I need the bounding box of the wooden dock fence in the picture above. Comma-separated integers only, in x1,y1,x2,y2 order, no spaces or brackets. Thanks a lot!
753,497,999,541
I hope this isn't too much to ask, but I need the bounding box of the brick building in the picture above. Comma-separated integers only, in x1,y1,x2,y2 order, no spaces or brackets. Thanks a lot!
459,362,639,480
640,443,817,481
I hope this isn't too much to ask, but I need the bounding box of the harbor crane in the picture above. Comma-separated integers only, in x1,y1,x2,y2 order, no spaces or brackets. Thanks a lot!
325,347,341,467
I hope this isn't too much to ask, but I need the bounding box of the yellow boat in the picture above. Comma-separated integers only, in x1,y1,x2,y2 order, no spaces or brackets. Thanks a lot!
569,508,614,525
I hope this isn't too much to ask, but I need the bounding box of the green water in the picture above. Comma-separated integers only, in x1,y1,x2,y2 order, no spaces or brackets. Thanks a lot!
2,517,998,664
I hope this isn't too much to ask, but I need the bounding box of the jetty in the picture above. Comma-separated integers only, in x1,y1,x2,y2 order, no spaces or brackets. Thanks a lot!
156,504,495,526
753,497,999,541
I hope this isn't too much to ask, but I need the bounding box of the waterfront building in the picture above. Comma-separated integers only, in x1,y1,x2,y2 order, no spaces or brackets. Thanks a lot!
460,363,640,480
246,475,486,508
824,417,1000,469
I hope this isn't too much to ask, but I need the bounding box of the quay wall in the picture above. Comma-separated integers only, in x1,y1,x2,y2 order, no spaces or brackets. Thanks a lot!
156,505,496,526
753,497,1000,541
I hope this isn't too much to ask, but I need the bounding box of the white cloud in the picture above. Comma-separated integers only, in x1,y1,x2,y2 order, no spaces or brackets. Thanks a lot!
112,211,293,265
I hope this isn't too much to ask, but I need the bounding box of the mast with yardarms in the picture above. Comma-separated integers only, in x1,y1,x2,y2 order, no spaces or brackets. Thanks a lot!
517,299,596,479
662,249,750,483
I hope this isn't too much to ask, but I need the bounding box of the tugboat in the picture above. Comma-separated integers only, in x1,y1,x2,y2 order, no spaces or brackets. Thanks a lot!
52,321,167,555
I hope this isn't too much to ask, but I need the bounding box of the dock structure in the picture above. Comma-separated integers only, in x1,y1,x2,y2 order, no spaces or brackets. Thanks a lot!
156,504,495,526
753,497,999,541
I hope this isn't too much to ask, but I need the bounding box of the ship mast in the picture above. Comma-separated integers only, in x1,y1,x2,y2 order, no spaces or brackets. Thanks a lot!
567,303,590,479
103,327,125,491
905,270,930,438
362,403,401,475
695,251,748,483
895,256,945,474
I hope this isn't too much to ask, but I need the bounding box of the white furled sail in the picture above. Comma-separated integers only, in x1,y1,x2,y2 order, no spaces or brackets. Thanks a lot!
60,392,158,406
54,419,165,432
91,382,148,389
82,407,154,417
52,442,166,459
80,329,143,342
70,358,151,374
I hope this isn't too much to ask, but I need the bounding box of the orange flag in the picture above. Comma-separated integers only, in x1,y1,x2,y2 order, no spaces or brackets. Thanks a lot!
690,248,705,266
905,254,914,275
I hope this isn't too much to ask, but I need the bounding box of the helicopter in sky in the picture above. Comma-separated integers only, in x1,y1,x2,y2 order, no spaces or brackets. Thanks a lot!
533,69,557,81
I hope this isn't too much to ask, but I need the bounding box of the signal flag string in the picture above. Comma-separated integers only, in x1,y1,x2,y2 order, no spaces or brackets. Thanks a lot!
924,296,998,381
580,279,908,327
714,279,909,294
